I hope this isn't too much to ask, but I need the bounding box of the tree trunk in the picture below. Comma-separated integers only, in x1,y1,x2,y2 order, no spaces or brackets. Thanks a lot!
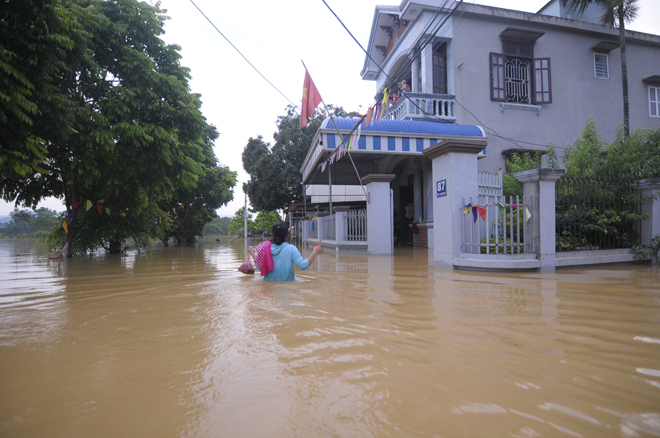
161,237,169,247
618,9,630,139
108,240,122,253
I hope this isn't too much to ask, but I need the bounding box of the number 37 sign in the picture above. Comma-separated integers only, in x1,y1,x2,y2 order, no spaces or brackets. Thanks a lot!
436,179,447,198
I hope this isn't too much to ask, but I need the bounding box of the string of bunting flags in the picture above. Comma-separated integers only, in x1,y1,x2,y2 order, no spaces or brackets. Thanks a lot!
463,202,532,223
315,86,393,174
61,196,192,233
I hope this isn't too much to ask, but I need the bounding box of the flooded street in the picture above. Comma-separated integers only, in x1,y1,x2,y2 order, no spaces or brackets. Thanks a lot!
1,238,659,438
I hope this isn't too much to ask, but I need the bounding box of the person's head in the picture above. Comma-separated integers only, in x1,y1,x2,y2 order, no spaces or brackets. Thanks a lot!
272,222,289,245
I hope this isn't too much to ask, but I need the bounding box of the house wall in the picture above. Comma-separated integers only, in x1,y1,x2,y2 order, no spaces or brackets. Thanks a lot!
367,5,660,174
450,17,660,172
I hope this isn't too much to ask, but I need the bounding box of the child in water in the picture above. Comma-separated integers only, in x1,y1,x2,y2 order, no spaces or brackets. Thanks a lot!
248,222,322,281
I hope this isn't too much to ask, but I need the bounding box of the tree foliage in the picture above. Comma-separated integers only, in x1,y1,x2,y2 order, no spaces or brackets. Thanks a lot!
203,216,231,236
242,105,358,212
254,211,282,235
0,208,59,236
0,0,236,254
561,119,660,179
227,207,257,236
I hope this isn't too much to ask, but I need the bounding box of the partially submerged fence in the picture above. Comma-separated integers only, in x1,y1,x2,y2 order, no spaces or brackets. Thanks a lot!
555,177,641,251
344,209,367,242
303,209,367,244
462,195,534,255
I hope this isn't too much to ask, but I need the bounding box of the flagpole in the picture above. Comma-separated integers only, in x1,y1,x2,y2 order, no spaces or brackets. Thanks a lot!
320,100,370,203
301,61,369,204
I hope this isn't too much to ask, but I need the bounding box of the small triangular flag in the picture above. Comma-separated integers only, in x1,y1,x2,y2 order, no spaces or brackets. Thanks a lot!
97,204,103,216
86,200,92,211
62,221,68,233
525,207,531,223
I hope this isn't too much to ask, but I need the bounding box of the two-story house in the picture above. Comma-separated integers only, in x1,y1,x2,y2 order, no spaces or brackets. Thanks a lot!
298,0,660,252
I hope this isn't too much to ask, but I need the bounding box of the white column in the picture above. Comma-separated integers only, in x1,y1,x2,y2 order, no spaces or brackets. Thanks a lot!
411,57,420,93
413,165,423,222
361,174,395,255
514,169,565,271
423,139,487,268
420,45,433,94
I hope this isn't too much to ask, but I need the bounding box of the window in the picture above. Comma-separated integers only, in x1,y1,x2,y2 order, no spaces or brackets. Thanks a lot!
594,53,608,79
490,41,552,105
650,86,660,117
433,44,447,94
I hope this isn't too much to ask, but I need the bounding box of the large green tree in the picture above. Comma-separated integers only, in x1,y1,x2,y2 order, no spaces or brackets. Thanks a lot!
568,0,638,138
1,0,235,254
242,105,357,212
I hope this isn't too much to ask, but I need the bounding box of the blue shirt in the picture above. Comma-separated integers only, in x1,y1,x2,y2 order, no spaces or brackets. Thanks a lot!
256,242,309,281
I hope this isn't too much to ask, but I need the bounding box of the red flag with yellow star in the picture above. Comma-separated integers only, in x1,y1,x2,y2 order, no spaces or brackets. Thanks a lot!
300,68,323,131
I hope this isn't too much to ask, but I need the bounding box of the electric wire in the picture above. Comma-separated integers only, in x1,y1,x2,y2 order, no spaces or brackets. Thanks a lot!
321,0,463,116
188,0,298,108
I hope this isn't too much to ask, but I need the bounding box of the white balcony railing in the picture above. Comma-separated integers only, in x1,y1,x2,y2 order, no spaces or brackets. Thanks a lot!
387,92,456,122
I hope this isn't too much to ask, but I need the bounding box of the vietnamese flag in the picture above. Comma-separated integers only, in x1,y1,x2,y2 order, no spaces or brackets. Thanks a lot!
300,68,323,131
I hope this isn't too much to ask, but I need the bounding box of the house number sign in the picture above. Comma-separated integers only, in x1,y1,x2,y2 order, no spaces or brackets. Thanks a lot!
436,179,447,198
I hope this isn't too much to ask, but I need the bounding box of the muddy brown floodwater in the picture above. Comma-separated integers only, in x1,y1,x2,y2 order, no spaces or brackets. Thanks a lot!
1,237,659,437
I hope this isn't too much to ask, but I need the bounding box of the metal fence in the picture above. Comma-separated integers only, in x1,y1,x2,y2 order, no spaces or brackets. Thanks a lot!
555,177,641,251
344,209,367,242
462,195,534,255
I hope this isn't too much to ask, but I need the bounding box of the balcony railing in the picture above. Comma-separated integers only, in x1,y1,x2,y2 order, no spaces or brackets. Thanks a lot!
387,92,456,122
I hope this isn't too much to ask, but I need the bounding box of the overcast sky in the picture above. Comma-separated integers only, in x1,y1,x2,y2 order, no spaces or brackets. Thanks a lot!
2,0,658,217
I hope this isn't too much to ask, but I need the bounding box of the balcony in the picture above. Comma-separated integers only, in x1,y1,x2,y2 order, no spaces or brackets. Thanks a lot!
386,92,456,123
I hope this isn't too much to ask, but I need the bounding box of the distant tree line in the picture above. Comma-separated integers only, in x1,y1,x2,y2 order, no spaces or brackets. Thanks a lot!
0,208,59,237
0,0,236,255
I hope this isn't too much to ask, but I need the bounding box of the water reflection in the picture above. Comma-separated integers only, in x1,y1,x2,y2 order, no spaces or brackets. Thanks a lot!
0,238,658,437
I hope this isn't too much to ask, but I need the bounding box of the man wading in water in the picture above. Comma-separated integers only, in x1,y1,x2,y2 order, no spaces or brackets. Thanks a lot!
248,222,322,281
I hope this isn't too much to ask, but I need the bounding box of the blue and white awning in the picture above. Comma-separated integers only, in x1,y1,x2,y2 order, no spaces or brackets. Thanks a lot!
300,117,487,185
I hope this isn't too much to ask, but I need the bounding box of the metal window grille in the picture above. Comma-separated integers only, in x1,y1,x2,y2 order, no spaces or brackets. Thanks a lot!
462,195,534,255
505,57,530,104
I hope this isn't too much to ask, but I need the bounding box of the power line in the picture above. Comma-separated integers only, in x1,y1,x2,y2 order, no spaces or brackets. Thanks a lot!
188,0,298,108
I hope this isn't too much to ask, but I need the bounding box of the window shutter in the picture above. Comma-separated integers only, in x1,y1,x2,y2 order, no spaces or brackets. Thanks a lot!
594,53,608,79
490,52,505,101
533,58,552,104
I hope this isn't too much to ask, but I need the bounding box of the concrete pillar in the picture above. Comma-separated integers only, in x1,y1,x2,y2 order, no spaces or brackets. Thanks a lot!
420,45,433,94
423,139,487,268
411,57,420,93
413,164,423,222
514,169,565,271
334,205,351,245
638,178,660,249
361,174,395,255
